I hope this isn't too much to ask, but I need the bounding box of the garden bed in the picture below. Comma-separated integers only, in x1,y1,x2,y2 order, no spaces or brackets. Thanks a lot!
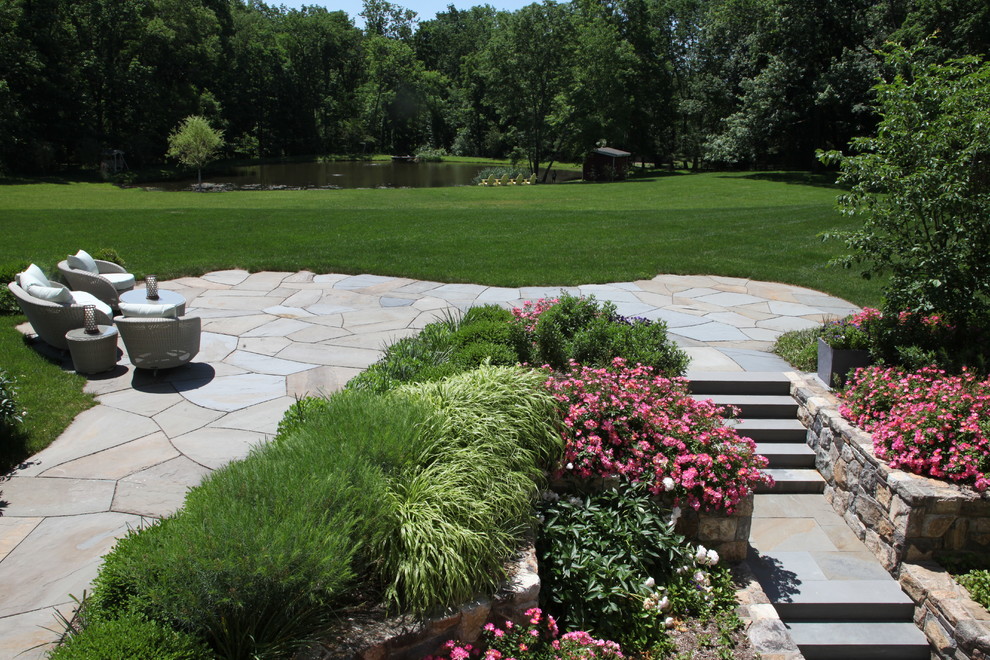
306,541,762,660
791,371,990,573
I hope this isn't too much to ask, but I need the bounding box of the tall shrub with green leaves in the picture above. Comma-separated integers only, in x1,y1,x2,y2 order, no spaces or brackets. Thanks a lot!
525,294,689,376
0,369,25,434
820,42,990,326
1,260,31,314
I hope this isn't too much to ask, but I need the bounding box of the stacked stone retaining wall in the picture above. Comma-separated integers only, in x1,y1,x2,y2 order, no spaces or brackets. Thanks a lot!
900,562,990,660
788,372,990,659
789,372,990,573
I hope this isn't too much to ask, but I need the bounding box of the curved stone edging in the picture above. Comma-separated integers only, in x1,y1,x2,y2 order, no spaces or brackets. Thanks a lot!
304,546,540,660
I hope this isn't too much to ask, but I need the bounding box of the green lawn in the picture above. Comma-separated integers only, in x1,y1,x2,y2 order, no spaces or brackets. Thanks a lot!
0,322,95,472
0,169,880,471
0,170,879,305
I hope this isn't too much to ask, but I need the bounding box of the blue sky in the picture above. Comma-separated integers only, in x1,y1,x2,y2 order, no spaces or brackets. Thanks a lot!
276,0,536,25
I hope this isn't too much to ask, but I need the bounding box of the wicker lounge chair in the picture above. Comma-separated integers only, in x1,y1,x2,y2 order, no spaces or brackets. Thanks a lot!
114,315,201,372
58,257,135,309
8,282,113,350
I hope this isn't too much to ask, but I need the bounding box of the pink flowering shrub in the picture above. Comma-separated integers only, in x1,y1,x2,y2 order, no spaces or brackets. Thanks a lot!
512,298,560,333
545,359,772,512
841,365,990,490
424,608,622,660
838,306,979,373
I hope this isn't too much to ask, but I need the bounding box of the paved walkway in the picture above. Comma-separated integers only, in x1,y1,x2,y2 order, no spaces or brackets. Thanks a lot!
0,270,859,657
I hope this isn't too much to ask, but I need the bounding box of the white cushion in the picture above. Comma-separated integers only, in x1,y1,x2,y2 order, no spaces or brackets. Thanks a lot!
104,272,136,291
17,263,52,288
69,291,113,317
119,302,178,318
67,250,99,274
26,282,73,303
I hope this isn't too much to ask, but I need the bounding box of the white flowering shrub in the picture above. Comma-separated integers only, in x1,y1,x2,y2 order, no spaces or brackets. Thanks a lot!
536,482,738,654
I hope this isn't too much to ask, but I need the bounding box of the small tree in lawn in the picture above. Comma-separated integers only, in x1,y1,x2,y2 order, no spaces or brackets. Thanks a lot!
819,41,990,328
166,115,224,191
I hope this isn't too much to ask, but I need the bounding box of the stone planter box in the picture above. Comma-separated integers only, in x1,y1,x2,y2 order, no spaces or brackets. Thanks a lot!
674,494,754,563
900,562,990,660
790,372,990,573
816,337,870,389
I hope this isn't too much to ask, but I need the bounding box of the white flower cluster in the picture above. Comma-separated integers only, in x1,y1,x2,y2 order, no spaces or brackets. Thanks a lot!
641,576,674,628
694,544,719,567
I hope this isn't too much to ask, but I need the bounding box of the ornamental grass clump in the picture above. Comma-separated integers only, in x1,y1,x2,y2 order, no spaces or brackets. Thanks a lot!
86,390,434,659
841,365,990,490
373,365,563,614
546,359,771,512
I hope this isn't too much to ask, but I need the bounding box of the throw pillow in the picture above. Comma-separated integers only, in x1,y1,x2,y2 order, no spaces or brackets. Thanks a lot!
67,249,99,274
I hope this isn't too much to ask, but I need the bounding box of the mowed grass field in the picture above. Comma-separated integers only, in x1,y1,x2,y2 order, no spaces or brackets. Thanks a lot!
0,170,880,305
0,169,880,470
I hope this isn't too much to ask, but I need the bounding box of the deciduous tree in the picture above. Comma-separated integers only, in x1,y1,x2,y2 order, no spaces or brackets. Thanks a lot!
821,43,990,323
166,114,224,190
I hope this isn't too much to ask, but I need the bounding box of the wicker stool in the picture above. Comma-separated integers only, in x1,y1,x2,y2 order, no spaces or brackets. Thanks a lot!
65,325,119,374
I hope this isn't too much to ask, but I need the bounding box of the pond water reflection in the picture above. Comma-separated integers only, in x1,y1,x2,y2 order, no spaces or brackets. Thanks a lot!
150,160,580,190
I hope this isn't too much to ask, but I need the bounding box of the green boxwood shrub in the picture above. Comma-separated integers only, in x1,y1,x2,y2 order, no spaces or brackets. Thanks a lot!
529,294,689,376
348,305,526,393
1,369,26,431
49,611,211,660
351,295,689,394
0,260,31,314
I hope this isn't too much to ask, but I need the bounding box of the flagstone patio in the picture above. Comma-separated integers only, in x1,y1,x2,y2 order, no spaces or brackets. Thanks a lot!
0,270,859,657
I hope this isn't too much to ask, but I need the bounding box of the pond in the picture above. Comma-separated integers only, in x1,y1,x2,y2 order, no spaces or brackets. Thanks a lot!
148,160,581,191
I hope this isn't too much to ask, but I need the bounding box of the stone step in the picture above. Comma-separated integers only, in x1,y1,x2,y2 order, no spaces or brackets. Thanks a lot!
785,622,931,660
731,418,807,442
764,580,915,621
687,371,791,396
758,468,825,494
696,394,798,419
756,442,816,468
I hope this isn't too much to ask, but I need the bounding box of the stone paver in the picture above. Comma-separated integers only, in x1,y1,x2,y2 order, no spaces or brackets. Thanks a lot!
1,270,860,657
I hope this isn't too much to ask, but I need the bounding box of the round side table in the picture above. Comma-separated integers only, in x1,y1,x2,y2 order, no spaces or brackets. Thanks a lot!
66,325,119,374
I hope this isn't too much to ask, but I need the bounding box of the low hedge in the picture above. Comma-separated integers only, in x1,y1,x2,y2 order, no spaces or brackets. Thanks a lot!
350,295,688,394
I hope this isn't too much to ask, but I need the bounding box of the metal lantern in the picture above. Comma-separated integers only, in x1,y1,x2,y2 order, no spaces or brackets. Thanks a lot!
146,274,159,300
83,304,99,334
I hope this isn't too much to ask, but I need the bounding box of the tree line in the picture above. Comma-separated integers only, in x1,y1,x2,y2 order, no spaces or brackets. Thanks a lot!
0,0,986,177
